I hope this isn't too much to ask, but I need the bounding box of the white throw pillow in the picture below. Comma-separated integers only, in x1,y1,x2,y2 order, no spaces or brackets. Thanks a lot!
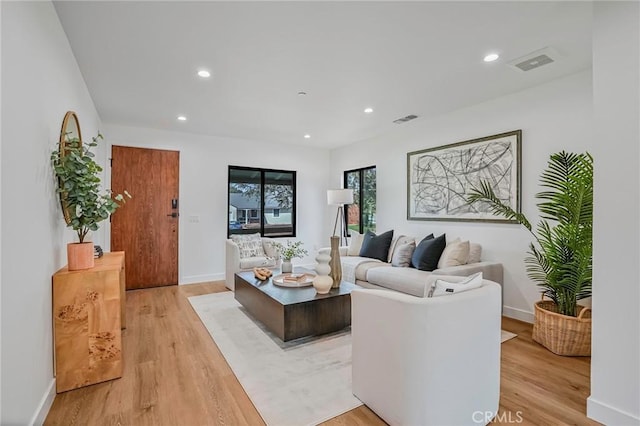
428,272,483,297
348,232,365,256
263,240,279,259
391,241,416,267
437,239,470,269
467,243,482,264
230,233,265,259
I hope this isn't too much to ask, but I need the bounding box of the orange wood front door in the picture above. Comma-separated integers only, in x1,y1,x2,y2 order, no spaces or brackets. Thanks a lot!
111,146,179,289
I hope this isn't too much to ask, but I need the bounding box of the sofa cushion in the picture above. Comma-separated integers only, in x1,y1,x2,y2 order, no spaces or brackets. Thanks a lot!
231,233,266,259
348,232,365,256
468,243,482,264
391,241,416,267
411,234,446,271
438,239,470,268
239,256,277,269
366,266,434,297
359,230,394,262
428,272,483,297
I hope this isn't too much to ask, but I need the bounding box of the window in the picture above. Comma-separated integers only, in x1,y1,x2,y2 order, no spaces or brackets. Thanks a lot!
344,166,376,235
228,166,296,237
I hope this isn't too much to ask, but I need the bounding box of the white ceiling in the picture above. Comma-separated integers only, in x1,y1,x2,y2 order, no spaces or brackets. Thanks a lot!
54,1,592,148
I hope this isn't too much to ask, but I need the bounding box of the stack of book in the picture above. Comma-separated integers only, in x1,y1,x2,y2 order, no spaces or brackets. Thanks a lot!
283,273,309,283
94,245,104,258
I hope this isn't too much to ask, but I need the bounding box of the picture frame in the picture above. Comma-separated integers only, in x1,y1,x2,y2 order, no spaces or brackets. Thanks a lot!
407,130,522,222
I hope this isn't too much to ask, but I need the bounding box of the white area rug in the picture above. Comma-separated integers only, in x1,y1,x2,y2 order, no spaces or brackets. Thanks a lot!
501,330,517,343
189,291,518,425
188,292,362,426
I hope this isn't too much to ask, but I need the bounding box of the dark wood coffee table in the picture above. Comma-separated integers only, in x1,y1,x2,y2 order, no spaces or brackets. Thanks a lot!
234,269,359,341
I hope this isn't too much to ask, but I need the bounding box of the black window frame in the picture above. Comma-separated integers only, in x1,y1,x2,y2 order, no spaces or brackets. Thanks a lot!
227,166,297,238
344,165,376,236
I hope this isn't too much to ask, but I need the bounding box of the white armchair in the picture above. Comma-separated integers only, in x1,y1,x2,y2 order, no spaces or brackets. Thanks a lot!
225,237,281,291
351,278,502,426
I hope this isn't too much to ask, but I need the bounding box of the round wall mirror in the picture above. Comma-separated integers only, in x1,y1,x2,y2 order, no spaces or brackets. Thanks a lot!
58,111,83,225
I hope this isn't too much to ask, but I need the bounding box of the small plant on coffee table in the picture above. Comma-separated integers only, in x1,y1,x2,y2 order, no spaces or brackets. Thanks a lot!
273,240,308,261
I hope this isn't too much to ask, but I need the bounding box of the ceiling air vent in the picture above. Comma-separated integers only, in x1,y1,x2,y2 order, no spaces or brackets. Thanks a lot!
393,114,418,124
508,47,561,72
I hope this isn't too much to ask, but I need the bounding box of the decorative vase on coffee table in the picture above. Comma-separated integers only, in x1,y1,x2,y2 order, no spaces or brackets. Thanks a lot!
281,259,293,273
313,253,333,294
329,236,342,288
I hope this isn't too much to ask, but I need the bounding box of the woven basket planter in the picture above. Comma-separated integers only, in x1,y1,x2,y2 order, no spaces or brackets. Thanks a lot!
532,300,592,356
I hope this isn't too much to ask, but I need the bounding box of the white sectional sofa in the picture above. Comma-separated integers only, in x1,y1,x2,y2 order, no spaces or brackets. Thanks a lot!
321,233,503,297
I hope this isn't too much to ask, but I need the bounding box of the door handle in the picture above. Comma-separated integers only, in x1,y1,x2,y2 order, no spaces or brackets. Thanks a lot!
167,212,179,218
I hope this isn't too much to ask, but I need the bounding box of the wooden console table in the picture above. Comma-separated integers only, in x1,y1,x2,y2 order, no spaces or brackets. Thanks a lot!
52,251,126,393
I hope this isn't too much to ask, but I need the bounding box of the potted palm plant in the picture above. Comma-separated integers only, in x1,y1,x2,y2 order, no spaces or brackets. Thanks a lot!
51,133,130,270
467,151,593,356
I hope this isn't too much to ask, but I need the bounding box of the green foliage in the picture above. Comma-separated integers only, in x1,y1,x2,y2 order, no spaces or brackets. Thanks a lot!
51,133,131,243
467,151,593,316
346,168,376,232
231,183,293,210
272,240,308,261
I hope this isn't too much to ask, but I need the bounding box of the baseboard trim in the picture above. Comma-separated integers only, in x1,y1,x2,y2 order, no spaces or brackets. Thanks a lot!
502,306,534,323
30,379,56,426
587,396,640,425
180,273,224,285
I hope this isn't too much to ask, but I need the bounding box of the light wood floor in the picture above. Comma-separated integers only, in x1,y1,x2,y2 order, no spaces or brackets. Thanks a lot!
45,282,599,426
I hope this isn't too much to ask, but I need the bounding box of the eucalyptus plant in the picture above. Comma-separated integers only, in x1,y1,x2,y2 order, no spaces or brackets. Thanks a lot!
467,151,593,317
273,240,308,261
51,133,130,243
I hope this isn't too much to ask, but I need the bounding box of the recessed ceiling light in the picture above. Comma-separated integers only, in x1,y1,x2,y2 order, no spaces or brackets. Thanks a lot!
177,115,187,121
484,53,500,62
298,91,307,96
304,134,311,139
364,107,374,114
197,70,211,78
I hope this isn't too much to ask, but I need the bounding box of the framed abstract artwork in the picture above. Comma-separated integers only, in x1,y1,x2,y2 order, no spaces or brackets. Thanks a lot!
407,130,522,222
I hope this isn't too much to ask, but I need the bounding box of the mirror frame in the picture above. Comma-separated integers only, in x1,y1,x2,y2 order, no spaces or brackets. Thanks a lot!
58,111,83,225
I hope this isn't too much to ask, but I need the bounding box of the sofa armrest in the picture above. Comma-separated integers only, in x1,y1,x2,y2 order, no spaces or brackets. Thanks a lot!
318,246,348,256
433,262,503,285
225,239,241,291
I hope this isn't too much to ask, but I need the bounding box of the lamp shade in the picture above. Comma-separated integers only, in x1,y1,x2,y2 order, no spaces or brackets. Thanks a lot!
327,188,354,205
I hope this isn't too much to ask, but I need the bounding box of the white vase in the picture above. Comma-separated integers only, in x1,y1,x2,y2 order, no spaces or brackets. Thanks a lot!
282,259,293,273
313,253,333,294
315,253,332,276
313,275,333,294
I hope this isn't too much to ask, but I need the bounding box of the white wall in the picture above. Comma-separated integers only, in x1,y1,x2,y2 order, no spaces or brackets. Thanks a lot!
329,71,593,321
588,2,640,424
1,2,103,424
103,124,332,283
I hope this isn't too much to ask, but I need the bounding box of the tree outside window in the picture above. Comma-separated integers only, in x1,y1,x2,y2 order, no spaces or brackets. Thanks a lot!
228,167,296,237
344,166,376,235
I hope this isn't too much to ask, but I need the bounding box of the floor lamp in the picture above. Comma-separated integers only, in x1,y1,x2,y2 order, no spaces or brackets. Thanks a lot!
327,188,354,247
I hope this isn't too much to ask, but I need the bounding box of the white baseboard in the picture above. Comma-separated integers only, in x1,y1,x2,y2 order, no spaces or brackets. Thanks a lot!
502,305,534,323
30,379,56,426
180,273,224,285
587,396,640,425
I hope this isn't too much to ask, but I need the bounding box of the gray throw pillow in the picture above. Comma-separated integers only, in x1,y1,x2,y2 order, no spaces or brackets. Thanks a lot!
391,241,416,267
